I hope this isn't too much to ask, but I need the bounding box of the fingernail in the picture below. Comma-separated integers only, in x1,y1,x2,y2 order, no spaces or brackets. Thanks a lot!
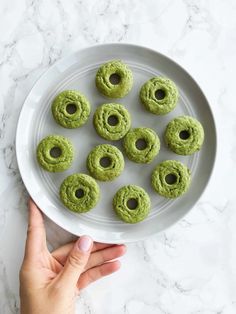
77,236,92,252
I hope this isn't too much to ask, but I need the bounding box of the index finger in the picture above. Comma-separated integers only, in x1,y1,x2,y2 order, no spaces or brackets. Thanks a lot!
24,199,47,260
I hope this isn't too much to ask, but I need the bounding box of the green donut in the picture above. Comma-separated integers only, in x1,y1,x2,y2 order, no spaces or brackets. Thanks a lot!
93,103,131,141
95,60,133,98
37,135,74,172
165,116,204,155
87,144,124,181
51,90,90,128
140,77,179,115
151,160,191,198
113,185,151,224
123,128,160,163
60,173,100,213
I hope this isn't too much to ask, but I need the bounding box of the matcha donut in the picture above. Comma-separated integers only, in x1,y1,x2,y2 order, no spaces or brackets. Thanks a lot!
51,90,90,128
93,103,131,140
37,135,74,172
60,173,100,213
87,144,124,181
113,185,151,224
164,116,204,155
95,60,133,98
140,77,178,115
123,128,160,163
151,160,191,198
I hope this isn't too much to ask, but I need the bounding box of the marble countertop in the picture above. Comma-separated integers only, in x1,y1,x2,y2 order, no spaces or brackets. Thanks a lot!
0,0,235,313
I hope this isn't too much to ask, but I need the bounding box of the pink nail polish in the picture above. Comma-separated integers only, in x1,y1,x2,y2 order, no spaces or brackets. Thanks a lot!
78,236,92,252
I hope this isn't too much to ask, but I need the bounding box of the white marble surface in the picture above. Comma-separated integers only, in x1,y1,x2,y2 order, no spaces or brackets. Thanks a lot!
0,0,235,313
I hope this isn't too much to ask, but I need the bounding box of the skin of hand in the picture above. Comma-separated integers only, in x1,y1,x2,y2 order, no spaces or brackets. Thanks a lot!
20,199,126,314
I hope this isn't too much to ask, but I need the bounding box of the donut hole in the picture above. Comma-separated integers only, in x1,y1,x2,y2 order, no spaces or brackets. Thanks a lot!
165,173,177,185
108,115,119,126
155,89,166,100
75,188,84,199
179,130,190,140
127,198,138,210
50,147,62,158
100,156,111,168
135,138,147,150
109,73,121,85
66,103,77,114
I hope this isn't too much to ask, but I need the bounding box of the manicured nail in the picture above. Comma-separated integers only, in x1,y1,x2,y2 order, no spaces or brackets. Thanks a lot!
78,236,92,252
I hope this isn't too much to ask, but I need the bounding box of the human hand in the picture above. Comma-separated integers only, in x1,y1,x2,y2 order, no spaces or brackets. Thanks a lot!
20,199,126,314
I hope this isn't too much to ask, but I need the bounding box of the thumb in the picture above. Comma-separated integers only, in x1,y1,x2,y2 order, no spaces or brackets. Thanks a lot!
57,235,93,288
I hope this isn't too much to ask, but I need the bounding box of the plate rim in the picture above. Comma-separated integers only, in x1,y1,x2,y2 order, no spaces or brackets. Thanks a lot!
15,43,217,242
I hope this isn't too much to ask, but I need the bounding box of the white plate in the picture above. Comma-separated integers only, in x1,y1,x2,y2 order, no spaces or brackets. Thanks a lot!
16,44,216,243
